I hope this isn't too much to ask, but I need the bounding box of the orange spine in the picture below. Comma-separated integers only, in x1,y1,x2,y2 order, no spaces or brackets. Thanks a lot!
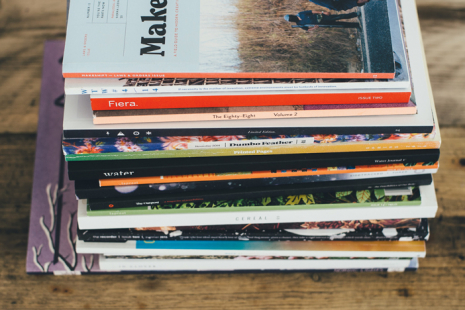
99,162,438,187
91,92,412,111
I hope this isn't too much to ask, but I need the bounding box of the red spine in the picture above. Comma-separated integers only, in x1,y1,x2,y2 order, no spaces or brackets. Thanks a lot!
91,92,412,111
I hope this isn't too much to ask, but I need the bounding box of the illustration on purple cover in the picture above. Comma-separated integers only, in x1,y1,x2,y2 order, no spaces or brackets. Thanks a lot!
27,41,100,274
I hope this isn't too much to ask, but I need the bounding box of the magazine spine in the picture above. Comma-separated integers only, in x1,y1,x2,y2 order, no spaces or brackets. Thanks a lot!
77,183,438,229
97,256,415,272
81,233,427,242
88,175,432,210
77,218,428,242
62,125,433,139
98,165,437,186
77,200,437,229
93,105,417,124
68,149,440,180
75,172,434,200
88,198,422,216
63,72,396,79
76,239,426,257
90,92,412,111
79,228,428,242
64,139,440,162
64,80,412,95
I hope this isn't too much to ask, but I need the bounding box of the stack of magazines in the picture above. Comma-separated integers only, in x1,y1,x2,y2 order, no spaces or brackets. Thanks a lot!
27,0,440,274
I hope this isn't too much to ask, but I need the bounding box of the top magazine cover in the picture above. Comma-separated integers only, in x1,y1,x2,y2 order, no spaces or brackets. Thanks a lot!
63,0,398,79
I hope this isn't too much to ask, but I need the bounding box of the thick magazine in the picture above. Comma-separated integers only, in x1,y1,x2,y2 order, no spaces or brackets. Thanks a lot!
76,183,438,229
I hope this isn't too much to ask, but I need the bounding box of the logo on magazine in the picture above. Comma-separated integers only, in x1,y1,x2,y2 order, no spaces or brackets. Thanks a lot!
140,0,168,56
235,215,281,222
103,171,135,177
109,101,138,108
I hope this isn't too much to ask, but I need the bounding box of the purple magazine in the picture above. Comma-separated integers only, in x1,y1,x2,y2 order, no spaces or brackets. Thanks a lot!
26,41,100,274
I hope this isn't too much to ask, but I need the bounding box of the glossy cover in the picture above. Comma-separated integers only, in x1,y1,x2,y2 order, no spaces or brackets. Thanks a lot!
63,0,396,79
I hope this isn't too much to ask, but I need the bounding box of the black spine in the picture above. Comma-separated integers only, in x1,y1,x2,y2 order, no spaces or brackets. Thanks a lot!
87,174,432,210
63,124,433,139
68,149,440,180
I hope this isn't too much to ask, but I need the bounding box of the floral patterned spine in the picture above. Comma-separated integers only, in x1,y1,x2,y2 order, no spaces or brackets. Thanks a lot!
62,131,435,155
114,137,143,152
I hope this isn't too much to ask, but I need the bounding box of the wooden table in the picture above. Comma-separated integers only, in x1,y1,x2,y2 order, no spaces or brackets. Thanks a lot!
0,1,464,309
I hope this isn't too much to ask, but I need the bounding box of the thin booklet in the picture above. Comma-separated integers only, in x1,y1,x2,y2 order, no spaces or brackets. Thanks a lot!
63,0,398,79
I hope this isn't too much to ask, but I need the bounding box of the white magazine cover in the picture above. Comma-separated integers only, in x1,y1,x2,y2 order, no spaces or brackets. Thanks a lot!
64,0,411,94
77,183,438,229
63,0,401,79
98,255,418,272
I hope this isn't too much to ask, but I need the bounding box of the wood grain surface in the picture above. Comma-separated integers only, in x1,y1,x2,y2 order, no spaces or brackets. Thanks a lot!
0,1,464,309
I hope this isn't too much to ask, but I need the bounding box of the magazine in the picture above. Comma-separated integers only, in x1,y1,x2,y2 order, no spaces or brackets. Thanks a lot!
98,255,419,272
68,149,440,181
78,218,430,242
92,102,418,124
76,174,433,200
76,239,426,258
76,183,438,229
63,0,400,79
96,162,438,187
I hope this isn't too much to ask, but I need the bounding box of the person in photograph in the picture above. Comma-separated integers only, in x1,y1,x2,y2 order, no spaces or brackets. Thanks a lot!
284,10,359,31
309,0,371,11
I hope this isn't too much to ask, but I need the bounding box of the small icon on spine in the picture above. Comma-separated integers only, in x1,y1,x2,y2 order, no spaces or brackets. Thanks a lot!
133,131,140,136
117,132,125,136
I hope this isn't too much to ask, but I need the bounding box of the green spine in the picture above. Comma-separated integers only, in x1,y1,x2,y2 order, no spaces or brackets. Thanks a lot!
87,188,422,216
